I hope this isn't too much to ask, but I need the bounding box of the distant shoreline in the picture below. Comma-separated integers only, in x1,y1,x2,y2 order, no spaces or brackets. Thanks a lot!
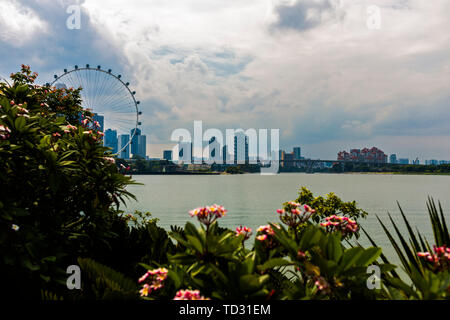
130,171,221,175
342,172,450,176
129,171,450,176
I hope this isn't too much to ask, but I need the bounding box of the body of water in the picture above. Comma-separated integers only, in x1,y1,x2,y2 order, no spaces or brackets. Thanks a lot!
126,173,450,262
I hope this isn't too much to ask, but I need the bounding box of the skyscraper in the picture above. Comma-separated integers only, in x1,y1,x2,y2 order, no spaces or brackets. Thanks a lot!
93,113,104,133
130,128,147,158
130,128,141,156
389,154,397,164
293,147,301,160
163,150,173,161
234,131,249,164
279,150,285,168
222,145,229,164
138,135,146,159
104,129,118,154
118,134,130,159
178,141,192,164
208,136,221,163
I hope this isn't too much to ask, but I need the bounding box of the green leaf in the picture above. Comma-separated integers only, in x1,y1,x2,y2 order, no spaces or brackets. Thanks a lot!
168,253,196,265
14,116,26,131
239,274,268,294
354,247,382,266
186,234,204,253
326,233,343,261
340,247,364,271
258,258,294,271
167,270,181,288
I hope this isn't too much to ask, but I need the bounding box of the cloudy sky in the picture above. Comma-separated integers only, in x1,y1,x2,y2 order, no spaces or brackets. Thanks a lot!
1,0,449,161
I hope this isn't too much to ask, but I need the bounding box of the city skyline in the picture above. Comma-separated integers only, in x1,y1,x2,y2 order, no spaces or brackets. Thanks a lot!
154,141,449,164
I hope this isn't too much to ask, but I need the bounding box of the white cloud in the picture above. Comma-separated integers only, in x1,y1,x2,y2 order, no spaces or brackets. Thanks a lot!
0,0,48,46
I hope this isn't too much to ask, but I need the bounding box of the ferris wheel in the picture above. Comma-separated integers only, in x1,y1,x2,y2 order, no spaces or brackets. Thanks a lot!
49,65,141,154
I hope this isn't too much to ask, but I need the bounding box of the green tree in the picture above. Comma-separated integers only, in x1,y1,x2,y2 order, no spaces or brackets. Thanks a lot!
0,66,136,298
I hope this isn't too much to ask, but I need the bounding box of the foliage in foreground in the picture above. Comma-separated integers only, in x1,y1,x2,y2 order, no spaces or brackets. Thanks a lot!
75,195,449,301
0,66,137,298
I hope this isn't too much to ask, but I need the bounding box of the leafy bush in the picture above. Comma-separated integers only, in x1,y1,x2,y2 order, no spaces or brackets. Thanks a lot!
364,198,450,299
0,66,136,298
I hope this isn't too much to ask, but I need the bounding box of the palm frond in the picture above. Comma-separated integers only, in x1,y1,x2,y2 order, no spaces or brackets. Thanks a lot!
77,257,138,299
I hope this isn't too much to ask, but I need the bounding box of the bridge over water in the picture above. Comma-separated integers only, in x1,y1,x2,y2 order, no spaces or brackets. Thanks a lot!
266,159,406,173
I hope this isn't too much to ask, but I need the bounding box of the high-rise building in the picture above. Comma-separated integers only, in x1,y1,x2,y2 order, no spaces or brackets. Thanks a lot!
138,135,146,159
284,153,295,168
130,128,141,156
293,147,301,160
93,113,104,133
389,154,397,164
207,136,221,163
398,158,409,165
178,141,193,163
163,150,173,161
234,131,249,164
279,150,285,167
222,145,229,164
412,158,420,165
118,134,130,159
130,128,147,158
104,129,118,154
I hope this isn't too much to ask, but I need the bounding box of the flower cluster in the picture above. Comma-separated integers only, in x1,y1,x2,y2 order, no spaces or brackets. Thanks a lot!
119,163,131,172
10,65,38,83
138,268,168,297
104,157,115,164
277,202,316,228
79,114,105,141
82,129,103,142
15,104,30,118
189,204,227,227
314,276,331,294
256,224,279,249
297,250,307,260
122,213,137,222
173,289,210,300
320,215,358,237
63,124,78,133
417,245,450,272
0,125,11,140
236,226,252,241
256,225,275,241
